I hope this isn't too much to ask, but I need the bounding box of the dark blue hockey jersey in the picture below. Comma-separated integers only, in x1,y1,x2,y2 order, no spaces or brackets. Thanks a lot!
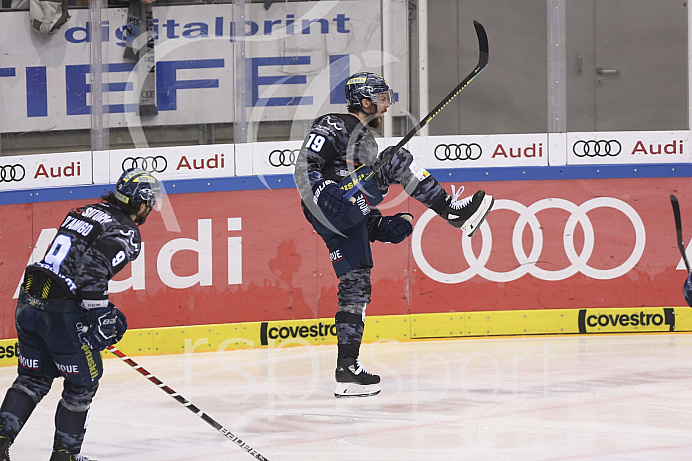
24,203,141,308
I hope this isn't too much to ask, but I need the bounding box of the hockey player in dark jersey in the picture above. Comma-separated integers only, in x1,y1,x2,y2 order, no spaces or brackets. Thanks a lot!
0,168,161,461
295,72,494,398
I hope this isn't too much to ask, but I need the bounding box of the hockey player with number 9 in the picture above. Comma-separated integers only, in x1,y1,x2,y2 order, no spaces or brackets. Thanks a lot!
295,72,494,398
0,168,161,461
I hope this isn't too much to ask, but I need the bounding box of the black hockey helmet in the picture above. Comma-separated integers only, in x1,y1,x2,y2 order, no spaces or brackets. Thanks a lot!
115,168,162,210
344,72,394,111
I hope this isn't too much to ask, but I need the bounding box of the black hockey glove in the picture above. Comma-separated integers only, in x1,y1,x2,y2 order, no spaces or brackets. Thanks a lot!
79,303,128,352
312,180,352,218
371,213,414,244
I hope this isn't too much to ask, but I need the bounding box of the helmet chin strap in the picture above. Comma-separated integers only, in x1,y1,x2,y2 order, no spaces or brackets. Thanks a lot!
364,97,378,113
360,102,381,129
356,99,380,127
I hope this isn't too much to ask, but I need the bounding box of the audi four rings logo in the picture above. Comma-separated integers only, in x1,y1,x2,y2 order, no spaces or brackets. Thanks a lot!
434,143,483,161
411,197,645,283
269,149,300,167
122,156,167,173
572,140,622,157
0,164,25,182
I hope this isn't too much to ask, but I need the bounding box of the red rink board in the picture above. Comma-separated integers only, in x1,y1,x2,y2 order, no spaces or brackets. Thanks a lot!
0,177,687,339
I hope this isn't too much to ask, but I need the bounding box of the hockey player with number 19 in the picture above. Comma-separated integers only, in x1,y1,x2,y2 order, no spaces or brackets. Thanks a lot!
0,168,161,461
295,72,494,398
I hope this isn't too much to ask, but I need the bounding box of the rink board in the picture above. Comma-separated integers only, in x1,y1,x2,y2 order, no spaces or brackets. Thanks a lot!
3,166,692,369
0,306,691,367
2,174,692,341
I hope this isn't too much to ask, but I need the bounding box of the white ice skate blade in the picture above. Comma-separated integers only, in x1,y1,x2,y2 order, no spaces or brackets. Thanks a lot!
461,194,494,237
334,382,381,398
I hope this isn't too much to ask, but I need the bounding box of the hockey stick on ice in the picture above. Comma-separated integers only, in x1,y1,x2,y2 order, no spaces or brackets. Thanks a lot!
106,346,269,461
670,194,691,273
344,20,488,200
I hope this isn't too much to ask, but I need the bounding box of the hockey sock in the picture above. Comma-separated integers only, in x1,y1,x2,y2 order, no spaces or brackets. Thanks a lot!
335,311,364,359
407,175,449,211
337,267,372,304
0,387,38,440
53,401,89,454
374,147,448,209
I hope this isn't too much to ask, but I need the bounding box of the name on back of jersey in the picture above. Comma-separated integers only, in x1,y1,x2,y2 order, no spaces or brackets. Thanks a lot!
81,206,113,224
62,206,113,237
60,215,94,237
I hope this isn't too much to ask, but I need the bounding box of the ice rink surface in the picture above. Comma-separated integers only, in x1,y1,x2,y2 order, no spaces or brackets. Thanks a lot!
3,333,692,460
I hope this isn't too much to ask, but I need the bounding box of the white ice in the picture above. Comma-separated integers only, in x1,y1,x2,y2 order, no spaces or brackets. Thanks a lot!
3,333,692,460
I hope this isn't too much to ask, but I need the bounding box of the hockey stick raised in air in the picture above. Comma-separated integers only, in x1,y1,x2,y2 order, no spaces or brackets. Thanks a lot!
344,20,489,200
106,346,269,461
670,194,691,273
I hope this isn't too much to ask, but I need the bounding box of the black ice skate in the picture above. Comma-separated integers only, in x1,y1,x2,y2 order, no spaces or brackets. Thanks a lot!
49,450,97,461
334,357,381,398
438,185,494,237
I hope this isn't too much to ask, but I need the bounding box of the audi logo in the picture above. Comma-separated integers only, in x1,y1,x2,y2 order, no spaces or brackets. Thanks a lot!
269,149,300,167
572,140,622,157
140,91,155,99
122,156,167,173
434,143,482,161
412,197,645,283
0,164,25,182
